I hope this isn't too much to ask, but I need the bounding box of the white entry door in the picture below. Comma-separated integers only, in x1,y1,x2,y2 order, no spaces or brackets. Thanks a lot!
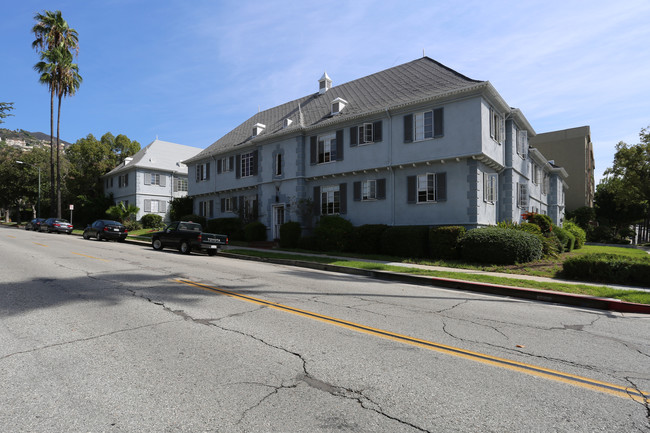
272,205,285,240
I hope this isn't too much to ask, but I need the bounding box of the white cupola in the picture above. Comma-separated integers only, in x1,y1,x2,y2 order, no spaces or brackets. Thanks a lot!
318,72,332,94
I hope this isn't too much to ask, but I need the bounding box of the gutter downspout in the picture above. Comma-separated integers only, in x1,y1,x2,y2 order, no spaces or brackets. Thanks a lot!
385,107,394,226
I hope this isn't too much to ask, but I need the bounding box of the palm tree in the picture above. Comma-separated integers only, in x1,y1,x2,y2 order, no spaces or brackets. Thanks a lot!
32,10,79,218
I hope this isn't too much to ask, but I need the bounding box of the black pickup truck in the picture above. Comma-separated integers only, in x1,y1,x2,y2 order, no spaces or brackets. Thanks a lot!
151,221,228,256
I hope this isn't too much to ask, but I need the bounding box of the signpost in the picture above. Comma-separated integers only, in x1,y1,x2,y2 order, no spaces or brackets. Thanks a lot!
69,204,74,227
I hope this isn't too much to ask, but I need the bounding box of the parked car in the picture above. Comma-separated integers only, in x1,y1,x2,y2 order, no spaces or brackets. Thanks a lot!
83,219,128,242
40,218,73,234
25,218,46,231
151,221,228,255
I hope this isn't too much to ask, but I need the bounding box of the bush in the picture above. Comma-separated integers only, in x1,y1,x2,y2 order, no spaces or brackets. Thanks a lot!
459,227,543,264
553,225,575,252
244,221,267,242
206,217,244,241
279,221,301,248
566,207,595,231
563,253,650,286
350,224,389,254
523,212,553,235
588,225,615,243
380,225,430,258
140,214,164,229
169,196,194,222
313,215,354,252
179,214,206,228
540,235,562,258
124,220,142,232
564,221,586,249
429,226,466,259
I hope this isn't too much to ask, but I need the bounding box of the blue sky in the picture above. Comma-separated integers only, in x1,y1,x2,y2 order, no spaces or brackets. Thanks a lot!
3,1,649,184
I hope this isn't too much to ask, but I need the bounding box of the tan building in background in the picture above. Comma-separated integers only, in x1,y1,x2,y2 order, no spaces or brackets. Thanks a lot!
530,125,595,212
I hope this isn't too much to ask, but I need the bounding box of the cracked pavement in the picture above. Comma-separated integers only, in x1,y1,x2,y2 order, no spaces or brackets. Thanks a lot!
1,227,649,431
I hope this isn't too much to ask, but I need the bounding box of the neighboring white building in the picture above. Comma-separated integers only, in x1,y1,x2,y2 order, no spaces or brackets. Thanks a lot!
103,139,200,221
184,57,568,240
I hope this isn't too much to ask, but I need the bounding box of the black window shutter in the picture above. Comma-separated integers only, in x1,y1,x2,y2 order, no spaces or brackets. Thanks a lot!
350,127,358,147
436,172,447,201
377,178,386,200
206,163,210,180
336,130,344,160
217,159,222,174
196,165,200,182
407,175,416,203
252,150,258,175
313,186,320,215
339,183,347,214
310,136,317,165
220,198,225,213
125,173,128,186
434,108,444,137
404,114,413,143
238,196,244,213
209,200,214,218
229,156,234,170
373,121,383,142
353,181,361,201
236,155,241,178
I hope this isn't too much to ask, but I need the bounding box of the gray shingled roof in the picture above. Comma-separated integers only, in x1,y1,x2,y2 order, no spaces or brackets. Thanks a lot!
185,57,485,163
105,139,200,176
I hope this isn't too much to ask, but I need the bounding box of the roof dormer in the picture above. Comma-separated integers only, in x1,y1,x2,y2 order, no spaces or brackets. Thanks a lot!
283,118,293,128
331,97,348,115
252,123,266,137
319,72,332,94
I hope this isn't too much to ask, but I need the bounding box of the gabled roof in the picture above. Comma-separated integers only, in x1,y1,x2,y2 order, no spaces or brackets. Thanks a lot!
185,57,486,163
104,139,200,176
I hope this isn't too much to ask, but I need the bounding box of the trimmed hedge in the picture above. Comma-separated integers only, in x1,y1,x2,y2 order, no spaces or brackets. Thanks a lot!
429,226,466,259
564,221,586,249
563,253,650,286
553,225,575,253
205,217,243,240
313,215,354,252
459,227,543,264
244,221,267,242
350,224,389,254
380,225,430,258
279,221,301,248
140,213,164,229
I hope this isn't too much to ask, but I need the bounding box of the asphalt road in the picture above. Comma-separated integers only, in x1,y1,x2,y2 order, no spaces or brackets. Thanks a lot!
1,225,649,432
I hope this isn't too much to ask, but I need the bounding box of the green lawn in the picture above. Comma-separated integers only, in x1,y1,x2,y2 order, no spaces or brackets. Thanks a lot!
225,248,650,305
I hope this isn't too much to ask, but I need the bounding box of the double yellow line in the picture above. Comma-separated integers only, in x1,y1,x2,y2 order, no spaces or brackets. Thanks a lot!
176,278,648,403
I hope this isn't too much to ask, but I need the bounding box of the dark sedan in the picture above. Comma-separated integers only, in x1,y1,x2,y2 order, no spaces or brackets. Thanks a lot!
40,218,73,234
83,219,128,242
25,218,46,231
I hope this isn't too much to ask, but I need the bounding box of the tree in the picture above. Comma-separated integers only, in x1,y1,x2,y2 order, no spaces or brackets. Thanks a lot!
603,125,650,242
32,10,80,218
106,201,140,224
0,102,14,124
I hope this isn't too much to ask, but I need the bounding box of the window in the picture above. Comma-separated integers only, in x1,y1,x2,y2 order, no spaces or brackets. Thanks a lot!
146,173,166,186
490,107,504,144
198,200,214,218
221,157,231,172
484,173,498,203
532,164,541,185
516,129,528,158
318,133,335,163
196,163,210,182
174,177,188,192
252,123,266,137
407,173,446,203
241,152,254,177
275,153,282,176
118,173,129,188
403,108,443,143
110,178,113,187
221,197,233,213
321,185,340,215
331,97,347,115
350,121,382,146
144,199,167,213
517,182,529,209
542,173,549,195
362,180,377,200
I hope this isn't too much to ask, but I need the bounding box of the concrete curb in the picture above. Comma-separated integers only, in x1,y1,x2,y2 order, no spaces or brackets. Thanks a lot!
218,252,650,315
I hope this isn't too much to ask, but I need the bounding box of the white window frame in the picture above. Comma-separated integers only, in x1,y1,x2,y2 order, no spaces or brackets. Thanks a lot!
241,152,254,178
359,123,375,145
317,133,335,164
362,179,377,201
517,182,529,209
516,129,528,158
221,157,231,172
224,197,233,213
417,173,436,203
483,173,498,204
414,110,434,141
197,163,209,182
275,153,282,176
490,107,505,144
321,185,340,215
174,177,188,192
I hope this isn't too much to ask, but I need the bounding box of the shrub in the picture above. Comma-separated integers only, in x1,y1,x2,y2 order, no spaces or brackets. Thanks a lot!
553,225,575,252
140,214,164,229
169,196,194,222
380,225,430,258
206,217,244,241
522,212,553,235
244,221,267,242
563,253,650,286
459,227,543,264
564,221,586,249
279,221,301,248
566,207,595,231
588,225,615,243
429,226,466,259
350,224,389,255
179,214,206,228
124,220,142,232
313,215,354,251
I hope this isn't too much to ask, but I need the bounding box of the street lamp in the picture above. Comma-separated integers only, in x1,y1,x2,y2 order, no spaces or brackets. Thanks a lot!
16,160,41,219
